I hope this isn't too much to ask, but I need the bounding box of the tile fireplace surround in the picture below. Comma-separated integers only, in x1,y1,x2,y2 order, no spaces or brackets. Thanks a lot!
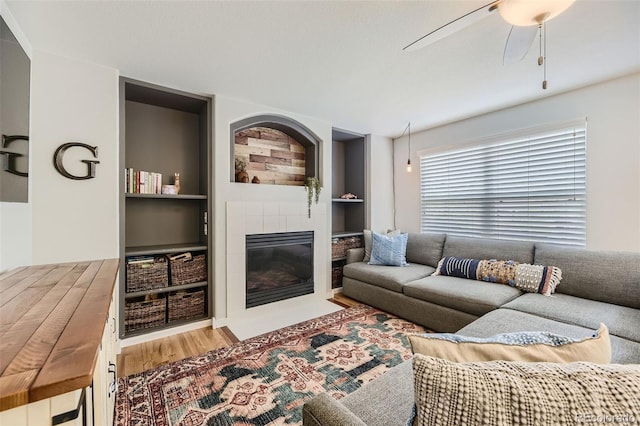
224,201,339,339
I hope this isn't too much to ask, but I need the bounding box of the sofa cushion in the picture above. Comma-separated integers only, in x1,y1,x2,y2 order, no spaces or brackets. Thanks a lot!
443,235,535,264
342,262,435,293
534,243,640,309
408,324,611,364
403,275,522,316
340,361,414,426
411,354,640,426
456,308,640,364
302,393,366,426
369,232,408,266
502,293,640,343
405,232,446,268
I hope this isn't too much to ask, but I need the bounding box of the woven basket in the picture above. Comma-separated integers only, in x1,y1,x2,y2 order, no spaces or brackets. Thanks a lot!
168,290,205,322
169,253,207,286
124,297,166,332
331,236,363,260
126,256,168,293
331,265,343,289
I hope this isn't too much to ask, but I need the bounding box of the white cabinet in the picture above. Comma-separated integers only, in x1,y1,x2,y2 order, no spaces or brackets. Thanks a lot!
92,292,118,426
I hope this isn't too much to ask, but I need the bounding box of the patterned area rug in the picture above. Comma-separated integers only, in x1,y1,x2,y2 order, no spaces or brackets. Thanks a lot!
115,305,426,426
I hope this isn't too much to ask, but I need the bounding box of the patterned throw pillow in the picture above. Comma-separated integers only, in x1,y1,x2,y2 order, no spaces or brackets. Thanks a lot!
408,324,611,364
362,229,400,263
412,355,640,426
369,232,408,267
434,256,562,296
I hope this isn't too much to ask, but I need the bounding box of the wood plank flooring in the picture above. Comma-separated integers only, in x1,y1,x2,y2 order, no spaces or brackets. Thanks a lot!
117,293,361,377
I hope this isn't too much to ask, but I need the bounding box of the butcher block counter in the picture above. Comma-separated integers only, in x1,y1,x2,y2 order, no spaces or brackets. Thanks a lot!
0,259,119,425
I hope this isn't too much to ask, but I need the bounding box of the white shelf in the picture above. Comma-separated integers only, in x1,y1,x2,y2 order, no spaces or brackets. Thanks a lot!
332,198,364,203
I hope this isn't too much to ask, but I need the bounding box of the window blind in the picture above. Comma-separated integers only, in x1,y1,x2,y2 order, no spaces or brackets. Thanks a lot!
420,124,586,247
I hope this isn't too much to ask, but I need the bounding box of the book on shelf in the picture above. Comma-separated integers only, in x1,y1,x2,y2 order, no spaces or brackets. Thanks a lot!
125,168,163,194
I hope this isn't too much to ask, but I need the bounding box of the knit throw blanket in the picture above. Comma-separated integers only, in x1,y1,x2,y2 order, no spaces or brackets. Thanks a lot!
434,257,562,296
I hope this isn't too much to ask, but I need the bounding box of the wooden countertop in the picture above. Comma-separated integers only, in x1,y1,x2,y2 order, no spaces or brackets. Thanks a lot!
0,259,119,411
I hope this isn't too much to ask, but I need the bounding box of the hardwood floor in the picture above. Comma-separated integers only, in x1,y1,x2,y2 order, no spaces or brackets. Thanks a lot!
117,292,361,377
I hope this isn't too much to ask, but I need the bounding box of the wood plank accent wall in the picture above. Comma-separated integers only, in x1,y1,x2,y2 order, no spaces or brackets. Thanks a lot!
0,259,119,411
234,127,306,186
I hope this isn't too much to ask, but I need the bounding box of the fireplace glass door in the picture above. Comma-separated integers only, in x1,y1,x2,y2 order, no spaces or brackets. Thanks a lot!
246,231,314,308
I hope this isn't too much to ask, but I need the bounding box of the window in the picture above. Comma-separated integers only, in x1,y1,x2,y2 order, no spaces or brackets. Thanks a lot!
420,122,586,247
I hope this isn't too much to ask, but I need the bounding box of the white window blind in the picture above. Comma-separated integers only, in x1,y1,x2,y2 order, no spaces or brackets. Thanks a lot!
420,124,586,247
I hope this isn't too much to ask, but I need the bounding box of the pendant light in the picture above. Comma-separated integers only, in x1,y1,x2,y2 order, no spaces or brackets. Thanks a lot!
399,122,412,173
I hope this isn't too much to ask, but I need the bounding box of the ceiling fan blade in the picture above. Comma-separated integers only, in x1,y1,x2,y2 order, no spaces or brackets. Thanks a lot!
404,1,499,52
503,25,539,65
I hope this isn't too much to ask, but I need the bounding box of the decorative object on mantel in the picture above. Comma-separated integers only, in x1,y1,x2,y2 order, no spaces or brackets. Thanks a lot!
234,158,249,183
252,176,260,184
53,142,100,180
340,192,358,199
174,172,181,194
304,176,321,218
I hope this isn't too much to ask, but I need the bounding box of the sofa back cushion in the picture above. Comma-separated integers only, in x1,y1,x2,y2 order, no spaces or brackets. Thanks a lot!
534,243,640,309
408,323,611,364
405,233,446,268
442,236,535,264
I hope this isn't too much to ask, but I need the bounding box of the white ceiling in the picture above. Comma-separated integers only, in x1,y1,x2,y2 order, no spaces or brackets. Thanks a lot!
5,0,640,137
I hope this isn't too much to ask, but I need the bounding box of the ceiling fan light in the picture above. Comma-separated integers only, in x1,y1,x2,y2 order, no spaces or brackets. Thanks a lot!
498,0,576,26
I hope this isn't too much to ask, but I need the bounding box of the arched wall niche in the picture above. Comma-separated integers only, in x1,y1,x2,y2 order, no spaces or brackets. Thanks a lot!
230,114,320,185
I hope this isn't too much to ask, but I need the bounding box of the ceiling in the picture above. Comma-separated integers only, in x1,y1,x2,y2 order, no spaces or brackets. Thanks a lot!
5,0,640,138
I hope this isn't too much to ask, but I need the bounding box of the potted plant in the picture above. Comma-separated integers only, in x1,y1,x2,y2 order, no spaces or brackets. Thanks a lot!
304,177,321,218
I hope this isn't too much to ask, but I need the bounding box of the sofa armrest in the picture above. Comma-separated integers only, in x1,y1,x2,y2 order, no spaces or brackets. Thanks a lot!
302,393,367,426
346,248,365,264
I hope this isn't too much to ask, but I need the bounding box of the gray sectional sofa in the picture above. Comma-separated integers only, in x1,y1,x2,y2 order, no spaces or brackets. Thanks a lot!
303,233,640,426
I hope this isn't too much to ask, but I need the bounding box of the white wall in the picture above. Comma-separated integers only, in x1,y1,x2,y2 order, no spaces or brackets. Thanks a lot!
366,134,395,232
393,73,640,251
213,95,333,320
29,51,119,264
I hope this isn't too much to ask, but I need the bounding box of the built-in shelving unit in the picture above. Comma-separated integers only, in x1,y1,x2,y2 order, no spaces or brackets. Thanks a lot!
118,77,213,339
331,128,367,289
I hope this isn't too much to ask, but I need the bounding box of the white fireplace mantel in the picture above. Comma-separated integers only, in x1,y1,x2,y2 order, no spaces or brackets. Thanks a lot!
222,200,337,338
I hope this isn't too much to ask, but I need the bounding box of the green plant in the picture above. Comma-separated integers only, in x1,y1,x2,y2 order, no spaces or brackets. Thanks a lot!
304,177,321,218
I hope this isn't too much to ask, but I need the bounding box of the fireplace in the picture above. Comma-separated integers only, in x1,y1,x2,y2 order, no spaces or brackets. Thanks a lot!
245,231,314,308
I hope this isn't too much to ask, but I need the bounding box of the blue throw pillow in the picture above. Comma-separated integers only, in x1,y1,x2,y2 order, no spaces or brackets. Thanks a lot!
369,232,408,266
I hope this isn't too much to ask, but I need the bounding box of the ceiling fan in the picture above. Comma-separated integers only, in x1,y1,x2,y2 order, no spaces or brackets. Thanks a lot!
404,0,577,89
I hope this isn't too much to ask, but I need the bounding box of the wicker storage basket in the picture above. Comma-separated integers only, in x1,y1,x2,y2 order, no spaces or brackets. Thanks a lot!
125,256,168,293
169,253,207,286
331,236,363,260
331,265,344,289
124,297,166,332
168,289,205,322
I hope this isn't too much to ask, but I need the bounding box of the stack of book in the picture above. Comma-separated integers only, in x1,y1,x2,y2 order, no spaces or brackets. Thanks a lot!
125,168,163,194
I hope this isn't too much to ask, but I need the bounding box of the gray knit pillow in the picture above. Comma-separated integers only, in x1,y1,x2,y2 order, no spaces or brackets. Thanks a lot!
412,354,640,426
